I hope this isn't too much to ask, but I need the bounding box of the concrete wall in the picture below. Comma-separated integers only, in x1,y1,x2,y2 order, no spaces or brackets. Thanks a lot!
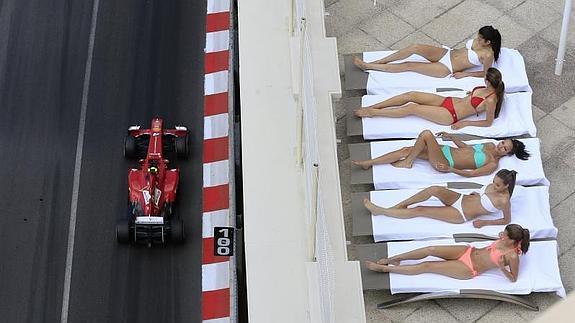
238,0,365,322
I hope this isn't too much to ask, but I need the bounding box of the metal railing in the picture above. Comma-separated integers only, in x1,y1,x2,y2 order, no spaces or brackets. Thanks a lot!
292,0,336,321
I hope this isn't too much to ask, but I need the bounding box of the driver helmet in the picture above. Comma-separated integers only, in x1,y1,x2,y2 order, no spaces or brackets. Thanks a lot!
148,164,159,174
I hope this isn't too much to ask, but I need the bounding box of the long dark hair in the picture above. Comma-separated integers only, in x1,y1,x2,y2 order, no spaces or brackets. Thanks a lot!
495,169,517,196
508,139,530,160
486,67,505,118
479,25,502,61
505,224,530,254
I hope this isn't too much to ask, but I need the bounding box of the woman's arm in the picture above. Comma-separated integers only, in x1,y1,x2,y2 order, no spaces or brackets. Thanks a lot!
498,254,519,282
451,101,496,129
436,132,467,148
473,200,511,228
448,161,498,177
453,71,486,79
453,54,494,79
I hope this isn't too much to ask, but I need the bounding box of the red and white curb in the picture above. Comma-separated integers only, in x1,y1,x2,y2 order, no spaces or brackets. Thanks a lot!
202,0,232,321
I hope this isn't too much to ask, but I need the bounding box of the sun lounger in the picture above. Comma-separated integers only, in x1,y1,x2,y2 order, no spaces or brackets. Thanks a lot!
349,138,548,190
345,91,536,139
351,186,557,242
356,239,565,310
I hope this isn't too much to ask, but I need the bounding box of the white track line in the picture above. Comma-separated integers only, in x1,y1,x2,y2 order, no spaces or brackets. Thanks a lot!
60,0,100,322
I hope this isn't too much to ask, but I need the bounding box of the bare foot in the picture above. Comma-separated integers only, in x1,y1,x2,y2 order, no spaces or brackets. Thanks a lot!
391,159,413,169
365,260,389,273
353,56,367,70
377,258,400,266
354,108,374,118
363,197,384,215
352,160,372,170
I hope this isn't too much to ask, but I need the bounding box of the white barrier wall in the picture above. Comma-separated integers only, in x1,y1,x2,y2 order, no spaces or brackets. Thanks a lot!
239,0,365,322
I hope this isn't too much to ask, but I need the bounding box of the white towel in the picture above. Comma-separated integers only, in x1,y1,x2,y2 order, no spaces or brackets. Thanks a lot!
368,186,557,242
363,48,531,94
387,239,565,297
360,91,536,139
369,138,548,189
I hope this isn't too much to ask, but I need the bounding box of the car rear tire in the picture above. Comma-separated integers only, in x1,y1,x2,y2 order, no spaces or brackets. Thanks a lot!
124,135,136,159
170,218,185,243
175,135,189,159
116,219,131,243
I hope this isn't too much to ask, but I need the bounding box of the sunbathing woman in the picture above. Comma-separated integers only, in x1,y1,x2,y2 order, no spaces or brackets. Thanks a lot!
354,67,504,130
352,130,530,177
354,25,502,79
366,224,529,281
363,169,517,228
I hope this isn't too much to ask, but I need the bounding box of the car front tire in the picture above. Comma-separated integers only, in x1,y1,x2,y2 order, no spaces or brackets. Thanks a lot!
175,135,189,159
124,135,136,159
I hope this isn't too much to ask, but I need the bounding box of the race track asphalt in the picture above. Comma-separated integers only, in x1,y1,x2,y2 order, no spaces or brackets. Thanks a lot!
0,1,206,322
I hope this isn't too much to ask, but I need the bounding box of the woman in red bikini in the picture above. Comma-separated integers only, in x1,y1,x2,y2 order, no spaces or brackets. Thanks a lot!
354,68,504,130
366,224,530,281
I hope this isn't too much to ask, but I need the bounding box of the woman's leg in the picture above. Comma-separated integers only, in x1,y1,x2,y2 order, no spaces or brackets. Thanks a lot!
393,186,460,208
366,260,474,280
351,146,413,170
362,44,447,65
356,103,454,125
364,91,445,110
363,61,451,78
363,199,465,223
373,245,468,266
354,54,451,77
392,130,447,168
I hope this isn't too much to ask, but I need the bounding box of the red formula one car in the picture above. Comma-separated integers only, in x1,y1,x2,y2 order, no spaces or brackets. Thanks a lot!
116,118,189,246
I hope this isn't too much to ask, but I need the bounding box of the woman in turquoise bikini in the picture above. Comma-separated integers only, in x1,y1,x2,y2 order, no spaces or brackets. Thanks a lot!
352,130,530,176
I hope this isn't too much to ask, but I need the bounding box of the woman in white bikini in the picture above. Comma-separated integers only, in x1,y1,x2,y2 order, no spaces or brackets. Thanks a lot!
354,26,501,79
362,169,517,229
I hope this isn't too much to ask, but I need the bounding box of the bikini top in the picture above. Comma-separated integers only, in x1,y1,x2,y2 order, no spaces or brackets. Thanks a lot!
472,144,487,168
486,239,521,265
470,86,495,109
465,39,482,66
478,185,499,213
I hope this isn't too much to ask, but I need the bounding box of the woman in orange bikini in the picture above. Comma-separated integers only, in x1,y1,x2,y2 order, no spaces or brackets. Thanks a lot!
353,25,501,79
354,67,504,130
366,224,530,281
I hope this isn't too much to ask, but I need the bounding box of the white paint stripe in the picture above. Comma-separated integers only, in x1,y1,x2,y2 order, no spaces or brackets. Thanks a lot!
203,160,229,187
204,113,229,139
60,0,100,322
203,210,230,238
204,70,229,95
206,30,230,52
207,0,230,14
202,262,230,291
204,317,231,323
